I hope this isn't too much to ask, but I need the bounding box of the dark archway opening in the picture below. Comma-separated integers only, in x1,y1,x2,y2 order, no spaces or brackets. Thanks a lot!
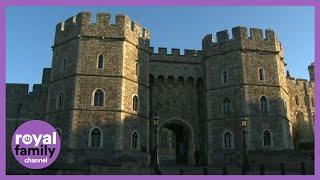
159,122,191,165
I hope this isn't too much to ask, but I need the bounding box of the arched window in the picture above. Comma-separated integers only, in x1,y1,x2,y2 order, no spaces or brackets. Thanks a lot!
296,111,304,123
131,131,140,150
223,131,233,148
131,21,135,31
57,92,65,109
93,89,104,107
187,77,194,87
222,70,228,84
133,95,138,111
259,96,268,112
263,130,272,147
89,127,103,147
295,95,299,105
62,58,67,73
97,55,104,69
259,68,265,81
223,98,231,113
141,28,146,38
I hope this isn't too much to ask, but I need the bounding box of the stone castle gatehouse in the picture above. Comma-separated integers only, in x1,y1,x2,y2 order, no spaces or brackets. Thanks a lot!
6,11,314,168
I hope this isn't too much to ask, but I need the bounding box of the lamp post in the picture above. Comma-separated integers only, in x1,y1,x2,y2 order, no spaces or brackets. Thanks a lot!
241,114,249,174
152,115,160,174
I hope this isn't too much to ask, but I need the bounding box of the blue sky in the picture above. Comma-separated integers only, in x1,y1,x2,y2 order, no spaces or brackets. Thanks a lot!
6,6,314,89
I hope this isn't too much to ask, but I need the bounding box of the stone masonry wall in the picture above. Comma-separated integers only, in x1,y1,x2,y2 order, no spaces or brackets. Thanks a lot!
205,50,245,166
286,77,314,147
6,12,315,169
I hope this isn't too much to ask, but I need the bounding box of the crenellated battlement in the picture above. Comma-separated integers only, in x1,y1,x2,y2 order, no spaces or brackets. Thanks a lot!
286,77,314,89
150,47,203,63
54,11,151,48
6,84,29,97
6,68,51,97
151,47,202,57
202,26,282,57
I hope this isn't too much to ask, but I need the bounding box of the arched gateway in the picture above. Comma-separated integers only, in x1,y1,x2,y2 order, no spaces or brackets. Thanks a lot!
158,118,195,165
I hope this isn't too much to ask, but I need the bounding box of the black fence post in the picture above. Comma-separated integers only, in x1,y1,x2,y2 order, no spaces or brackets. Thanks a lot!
203,168,208,175
180,169,184,175
242,166,247,175
223,167,227,175
157,170,162,175
300,162,306,175
280,163,285,175
259,164,265,175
